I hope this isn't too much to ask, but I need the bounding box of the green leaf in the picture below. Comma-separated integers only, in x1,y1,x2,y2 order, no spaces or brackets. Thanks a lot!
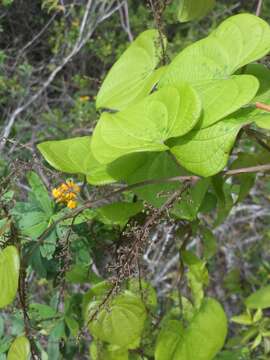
155,320,184,360
172,179,210,221
7,336,30,360
173,298,227,360
201,228,217,260
244,64,270,103
177,0,215,22
97,202,143,227
169,118,245,177
38,136,115,185
87,291,146,348
92,85,201,165
231,313,253,325
115,152,185,209
161,14,270,86
245,285,270,309
0,246,20,309
194,76,259,128
183,251,209,308
27,172,53,215
96,29,167,111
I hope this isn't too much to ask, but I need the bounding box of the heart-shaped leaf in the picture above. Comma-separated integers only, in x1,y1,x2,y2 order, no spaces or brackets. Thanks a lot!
7,336,30,360
169,117,247,177
194,75,259,128
96,29,167,111
92,85,201,165
87,291,146,348
0,246,20,309
177,0,216,22
161,14,270,87
38,136,115,185
155,298,227,360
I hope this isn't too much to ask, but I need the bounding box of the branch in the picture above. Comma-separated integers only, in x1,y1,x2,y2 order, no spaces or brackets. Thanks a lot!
256,0,263,16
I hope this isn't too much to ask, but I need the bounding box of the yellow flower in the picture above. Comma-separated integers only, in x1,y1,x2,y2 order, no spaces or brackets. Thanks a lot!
67,200,77,209
79,95,90,102
51,180,80,209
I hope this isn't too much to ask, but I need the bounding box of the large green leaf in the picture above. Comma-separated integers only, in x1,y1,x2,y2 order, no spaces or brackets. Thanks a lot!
0,246,20,309
169,118,245,177
38,136,115,185
87,291,146,348
245,286,270,309
155,320,184,360
96,29,167,111
7,336,30,360
92,85,201,164
155,298,227,360
161,14,270,87
194,76,259,128
177,0,216,22
173,298,227,360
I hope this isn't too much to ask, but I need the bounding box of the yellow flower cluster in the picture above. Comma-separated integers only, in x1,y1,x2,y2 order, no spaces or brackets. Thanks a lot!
52,180,80,209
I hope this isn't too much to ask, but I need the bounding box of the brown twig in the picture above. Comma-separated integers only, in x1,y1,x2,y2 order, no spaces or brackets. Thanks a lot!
256,0,263,16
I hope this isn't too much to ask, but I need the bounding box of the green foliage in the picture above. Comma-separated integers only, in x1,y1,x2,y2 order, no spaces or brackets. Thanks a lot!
177,0,216,22
7,336,30,360
2,2,270,359
0,246,20,309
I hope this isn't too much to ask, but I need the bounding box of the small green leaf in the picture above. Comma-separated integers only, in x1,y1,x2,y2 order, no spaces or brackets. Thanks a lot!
201,228,217,260
92,85,201,165
97,202,143,227
0,246,20,309
87,291,146,348
177,0,215,22
96,30,167,111
231,313,253,325
245,285,270,309
7,336,30,360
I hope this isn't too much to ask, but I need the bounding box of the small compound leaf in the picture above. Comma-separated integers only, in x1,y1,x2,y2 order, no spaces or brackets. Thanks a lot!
0,246,20,309
7,336,30,360
87,291,146,348
27,172,53,215
245,285,270,309
92,85,201,165
177,0,215,22
96,30,167,111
